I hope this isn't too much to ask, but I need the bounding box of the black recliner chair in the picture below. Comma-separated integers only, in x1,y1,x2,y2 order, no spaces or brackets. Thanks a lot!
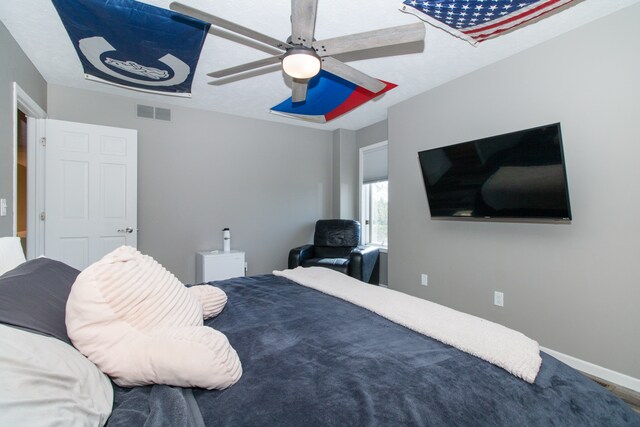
288,219,380,284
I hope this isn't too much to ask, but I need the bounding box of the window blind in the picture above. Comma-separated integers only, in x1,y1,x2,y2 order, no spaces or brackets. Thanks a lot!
362,144,388,184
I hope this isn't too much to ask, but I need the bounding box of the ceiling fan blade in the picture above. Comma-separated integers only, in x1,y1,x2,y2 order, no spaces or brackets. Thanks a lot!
207,55,283,78
170,2,290,51
313,22,425,57
321,57,386,93
291,0,318,48
292,80,308,102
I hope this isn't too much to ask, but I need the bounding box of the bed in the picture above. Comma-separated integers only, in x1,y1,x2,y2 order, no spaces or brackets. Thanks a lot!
0,242,638,426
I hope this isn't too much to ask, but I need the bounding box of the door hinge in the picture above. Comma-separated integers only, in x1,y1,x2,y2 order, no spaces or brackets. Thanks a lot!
39,211,46,221
40,137,46,147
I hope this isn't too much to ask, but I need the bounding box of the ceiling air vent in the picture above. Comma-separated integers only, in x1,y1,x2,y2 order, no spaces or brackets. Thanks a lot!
154,107,171,121
137,104,172,122
136,104,154,119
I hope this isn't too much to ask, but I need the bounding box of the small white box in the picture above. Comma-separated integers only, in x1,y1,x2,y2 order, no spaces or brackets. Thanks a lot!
196,250,245,283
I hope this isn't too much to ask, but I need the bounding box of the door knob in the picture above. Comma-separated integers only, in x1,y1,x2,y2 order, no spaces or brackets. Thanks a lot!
117,227,134,234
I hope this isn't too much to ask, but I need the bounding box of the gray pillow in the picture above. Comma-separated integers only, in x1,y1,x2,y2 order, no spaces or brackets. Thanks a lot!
0,258,79,344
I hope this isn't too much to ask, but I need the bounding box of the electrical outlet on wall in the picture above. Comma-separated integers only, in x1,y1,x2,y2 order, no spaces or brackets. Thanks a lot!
494,291,504,307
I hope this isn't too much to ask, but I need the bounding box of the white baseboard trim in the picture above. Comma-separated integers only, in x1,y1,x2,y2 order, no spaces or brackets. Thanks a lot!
540,346,640,393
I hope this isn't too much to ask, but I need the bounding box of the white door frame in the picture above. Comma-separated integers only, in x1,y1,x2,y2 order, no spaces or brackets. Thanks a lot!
12,82,46,259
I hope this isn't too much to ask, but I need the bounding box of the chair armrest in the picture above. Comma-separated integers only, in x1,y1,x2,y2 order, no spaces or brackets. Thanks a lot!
349,245,380,284
288,244,315,269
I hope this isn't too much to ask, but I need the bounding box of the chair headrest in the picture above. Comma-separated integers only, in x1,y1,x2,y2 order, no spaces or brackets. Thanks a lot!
314,220,360,247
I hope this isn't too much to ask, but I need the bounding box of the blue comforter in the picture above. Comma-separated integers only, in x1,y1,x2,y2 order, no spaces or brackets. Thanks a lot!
109,274,639,426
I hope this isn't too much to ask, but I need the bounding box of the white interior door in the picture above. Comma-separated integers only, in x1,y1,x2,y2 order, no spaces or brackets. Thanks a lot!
44,119,137,270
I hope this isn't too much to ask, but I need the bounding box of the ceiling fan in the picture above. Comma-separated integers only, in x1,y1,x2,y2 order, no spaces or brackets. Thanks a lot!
169,1,425,102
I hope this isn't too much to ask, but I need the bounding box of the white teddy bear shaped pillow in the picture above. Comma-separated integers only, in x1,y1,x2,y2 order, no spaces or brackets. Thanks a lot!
66,246,242,389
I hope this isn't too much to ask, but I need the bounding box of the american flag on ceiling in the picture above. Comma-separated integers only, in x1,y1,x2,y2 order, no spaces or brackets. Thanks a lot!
401,0,576,45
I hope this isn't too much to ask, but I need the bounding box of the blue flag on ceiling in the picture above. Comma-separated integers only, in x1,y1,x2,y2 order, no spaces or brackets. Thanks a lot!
270,71,396,123
51,0,210,97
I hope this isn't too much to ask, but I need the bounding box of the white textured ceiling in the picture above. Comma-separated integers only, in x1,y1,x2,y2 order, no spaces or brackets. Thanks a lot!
1,0,638,130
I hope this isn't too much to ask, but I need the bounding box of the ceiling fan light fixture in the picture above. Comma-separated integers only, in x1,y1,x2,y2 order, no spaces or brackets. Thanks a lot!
282,47,321,79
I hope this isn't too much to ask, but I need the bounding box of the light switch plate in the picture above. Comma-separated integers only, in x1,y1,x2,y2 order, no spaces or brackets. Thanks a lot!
494,291,504,307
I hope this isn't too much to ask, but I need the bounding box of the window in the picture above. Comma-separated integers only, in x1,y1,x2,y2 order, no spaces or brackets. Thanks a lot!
362,180,388,247
360,142,388,248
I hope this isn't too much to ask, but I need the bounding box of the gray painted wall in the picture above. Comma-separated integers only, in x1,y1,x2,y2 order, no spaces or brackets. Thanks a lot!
332,129,357,219
47,85,333,283
388,5,640,378
0,21,47,237
356,120,388,151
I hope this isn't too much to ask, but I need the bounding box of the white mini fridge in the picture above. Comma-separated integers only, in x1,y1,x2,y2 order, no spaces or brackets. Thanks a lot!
196,250,245,283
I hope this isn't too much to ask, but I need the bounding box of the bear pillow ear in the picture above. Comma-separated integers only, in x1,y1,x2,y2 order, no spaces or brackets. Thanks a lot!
189,285,228,319
66,246,242,389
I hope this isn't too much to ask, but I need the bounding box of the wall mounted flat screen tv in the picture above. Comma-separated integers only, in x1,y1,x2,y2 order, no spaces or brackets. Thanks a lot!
418,123,572,222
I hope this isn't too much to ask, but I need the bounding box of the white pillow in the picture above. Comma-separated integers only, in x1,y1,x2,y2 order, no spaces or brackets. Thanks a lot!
66,246,242,389
0,324,113,427
0,237,26,276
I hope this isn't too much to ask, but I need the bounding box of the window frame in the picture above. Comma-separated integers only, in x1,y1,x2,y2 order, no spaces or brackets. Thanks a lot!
362,180,388,248
359,141,388,249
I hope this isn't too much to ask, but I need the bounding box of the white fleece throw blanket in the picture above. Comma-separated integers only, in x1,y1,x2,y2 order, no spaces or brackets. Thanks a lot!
273,267,541,383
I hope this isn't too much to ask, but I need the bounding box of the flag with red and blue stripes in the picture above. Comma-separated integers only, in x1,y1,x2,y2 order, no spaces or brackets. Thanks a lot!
401,0,576,45
270,71,396,123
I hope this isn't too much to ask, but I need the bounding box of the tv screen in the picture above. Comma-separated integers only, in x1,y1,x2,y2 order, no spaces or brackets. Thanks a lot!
418,123,572,221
